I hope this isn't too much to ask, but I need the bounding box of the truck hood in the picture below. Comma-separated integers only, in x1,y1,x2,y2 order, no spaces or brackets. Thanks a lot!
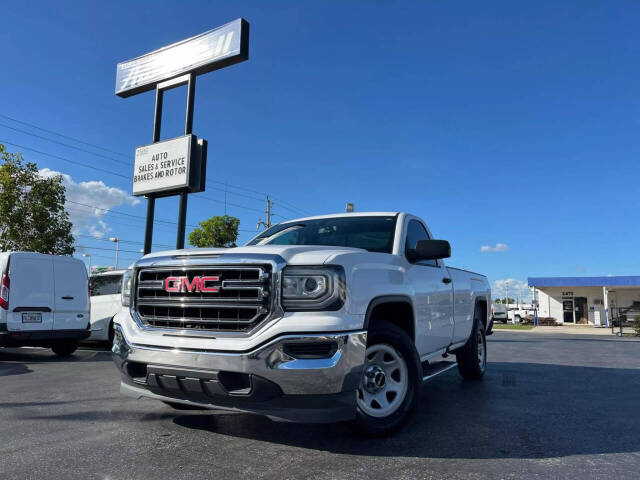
138,245,365,265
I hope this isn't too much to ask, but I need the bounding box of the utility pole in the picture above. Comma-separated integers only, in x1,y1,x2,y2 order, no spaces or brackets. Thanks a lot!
257,196,274,230
109,237,120,270
505,281,509,307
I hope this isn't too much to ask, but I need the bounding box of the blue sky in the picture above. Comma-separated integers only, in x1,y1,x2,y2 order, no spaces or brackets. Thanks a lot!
1,1,639,298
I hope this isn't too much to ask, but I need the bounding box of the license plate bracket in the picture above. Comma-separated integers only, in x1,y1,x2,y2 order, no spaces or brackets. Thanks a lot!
22,312,42,323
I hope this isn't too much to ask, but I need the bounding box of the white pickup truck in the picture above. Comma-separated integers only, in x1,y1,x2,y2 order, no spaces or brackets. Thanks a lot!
113,212,491,435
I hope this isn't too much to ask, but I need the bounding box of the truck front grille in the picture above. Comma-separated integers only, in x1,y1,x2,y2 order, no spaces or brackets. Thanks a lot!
134,266,272,332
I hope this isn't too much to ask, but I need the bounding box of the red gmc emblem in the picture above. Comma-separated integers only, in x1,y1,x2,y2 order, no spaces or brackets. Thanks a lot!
164,276,220,293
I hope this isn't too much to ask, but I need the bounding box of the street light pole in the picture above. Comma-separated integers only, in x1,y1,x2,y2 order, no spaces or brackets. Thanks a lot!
109,237,120,269
82,253,91,274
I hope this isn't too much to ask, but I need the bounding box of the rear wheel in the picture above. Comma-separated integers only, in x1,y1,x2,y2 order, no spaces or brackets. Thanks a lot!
354,321,421,436
456,306,487,380
51,341,79,357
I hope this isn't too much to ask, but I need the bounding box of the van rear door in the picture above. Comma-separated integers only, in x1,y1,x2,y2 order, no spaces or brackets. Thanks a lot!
7,253,55,332
53,257,89,330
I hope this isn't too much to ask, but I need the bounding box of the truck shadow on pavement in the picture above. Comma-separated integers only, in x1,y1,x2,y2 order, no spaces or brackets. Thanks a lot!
0,348,112,378
173,361,640,460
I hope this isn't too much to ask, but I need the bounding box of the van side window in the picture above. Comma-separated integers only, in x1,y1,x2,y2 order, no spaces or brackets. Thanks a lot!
404,220,437,267
90,275,122,296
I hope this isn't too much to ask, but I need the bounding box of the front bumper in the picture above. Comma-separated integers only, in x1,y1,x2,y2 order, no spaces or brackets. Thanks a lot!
112,325,367,423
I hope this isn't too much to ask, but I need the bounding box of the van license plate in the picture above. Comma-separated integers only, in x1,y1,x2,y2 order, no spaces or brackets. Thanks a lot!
22,313,42,323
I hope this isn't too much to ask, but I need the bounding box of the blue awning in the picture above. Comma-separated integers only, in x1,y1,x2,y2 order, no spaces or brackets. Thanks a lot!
528,276,640,287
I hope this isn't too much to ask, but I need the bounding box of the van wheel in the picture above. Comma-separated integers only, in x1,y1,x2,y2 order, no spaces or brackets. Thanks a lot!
52,341,79,357
456,307,487,380
354,321,421,436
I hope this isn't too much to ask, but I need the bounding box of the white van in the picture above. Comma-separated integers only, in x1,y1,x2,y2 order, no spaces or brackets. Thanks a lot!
88,270,124,342
491,303,508,323
0,252,90,356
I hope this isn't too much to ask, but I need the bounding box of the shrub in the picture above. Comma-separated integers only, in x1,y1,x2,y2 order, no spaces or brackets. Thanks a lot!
537,317,558,326
633,316,640,337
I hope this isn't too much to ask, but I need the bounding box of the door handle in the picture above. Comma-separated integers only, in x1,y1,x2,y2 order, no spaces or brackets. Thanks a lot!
61,296,74,300
442,277,452,284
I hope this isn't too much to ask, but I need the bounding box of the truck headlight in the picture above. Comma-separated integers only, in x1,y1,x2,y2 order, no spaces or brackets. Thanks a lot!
281,266,345,311
121,269,134,307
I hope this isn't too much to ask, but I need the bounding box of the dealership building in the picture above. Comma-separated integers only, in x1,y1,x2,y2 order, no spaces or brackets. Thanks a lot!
528,276,640,325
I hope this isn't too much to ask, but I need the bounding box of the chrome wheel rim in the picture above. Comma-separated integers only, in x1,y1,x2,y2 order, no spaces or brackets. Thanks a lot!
477,329,486,372
357,343,408,418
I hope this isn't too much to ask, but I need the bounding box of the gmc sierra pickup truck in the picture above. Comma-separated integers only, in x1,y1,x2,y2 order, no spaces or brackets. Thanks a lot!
113,212,491,435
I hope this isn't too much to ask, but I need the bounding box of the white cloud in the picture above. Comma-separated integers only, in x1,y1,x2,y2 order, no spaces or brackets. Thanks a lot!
480,243,509,253
492,278,532,302
39,168,139,238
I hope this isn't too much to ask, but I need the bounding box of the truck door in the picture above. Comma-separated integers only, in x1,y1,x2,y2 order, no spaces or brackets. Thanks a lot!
53,257,89,330
403,218,454,355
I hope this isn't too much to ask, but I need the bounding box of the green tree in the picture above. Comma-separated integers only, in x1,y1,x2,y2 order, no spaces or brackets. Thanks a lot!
188,215,240,248
494,297,516,304
0,144,74,254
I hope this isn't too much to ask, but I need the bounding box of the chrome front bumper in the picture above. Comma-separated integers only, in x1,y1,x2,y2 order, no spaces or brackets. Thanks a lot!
113,325,367,422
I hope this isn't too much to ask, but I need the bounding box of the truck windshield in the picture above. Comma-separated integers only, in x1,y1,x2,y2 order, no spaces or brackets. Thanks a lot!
246,216,397,253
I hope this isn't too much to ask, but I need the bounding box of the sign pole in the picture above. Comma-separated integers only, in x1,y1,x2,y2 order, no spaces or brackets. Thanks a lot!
117,18,249,255
176,74,196,250
144,87,164,254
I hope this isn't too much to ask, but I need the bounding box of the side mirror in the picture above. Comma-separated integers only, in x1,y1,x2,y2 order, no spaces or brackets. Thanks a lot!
411,239,451,262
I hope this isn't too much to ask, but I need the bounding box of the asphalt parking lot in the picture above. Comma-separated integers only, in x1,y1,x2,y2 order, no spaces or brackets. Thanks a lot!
1,331,639,480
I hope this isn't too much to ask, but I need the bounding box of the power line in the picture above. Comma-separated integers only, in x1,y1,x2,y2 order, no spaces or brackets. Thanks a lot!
205,183,265,203
1,141,276,218
0,123,131,167
75,214,178,233
75,244,144,254
77,253,141,265
1,141,130,181
207,179,310,216
74,233,174,249
2,124,311,219
195,194,264,214
0,114,309,216
67,199,257,234
65,200,200,228
0,114,130,158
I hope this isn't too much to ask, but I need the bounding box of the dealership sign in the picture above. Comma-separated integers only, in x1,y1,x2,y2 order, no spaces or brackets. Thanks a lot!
133,135,206,196
115,18,249,97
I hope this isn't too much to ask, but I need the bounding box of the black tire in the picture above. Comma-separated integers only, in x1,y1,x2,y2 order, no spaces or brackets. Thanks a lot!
354,321,422,436
162,401,209,411
107,319,115,345
51,341,79,357
456,306,487,380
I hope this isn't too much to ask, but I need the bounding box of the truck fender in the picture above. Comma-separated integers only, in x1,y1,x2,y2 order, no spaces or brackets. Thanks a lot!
363,295,415,330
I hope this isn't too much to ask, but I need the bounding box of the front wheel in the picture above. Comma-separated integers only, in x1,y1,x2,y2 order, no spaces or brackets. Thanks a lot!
354,321,421,436
456,310,487,380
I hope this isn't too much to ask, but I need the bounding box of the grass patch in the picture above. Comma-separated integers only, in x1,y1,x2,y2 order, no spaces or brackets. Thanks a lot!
492,324,535,330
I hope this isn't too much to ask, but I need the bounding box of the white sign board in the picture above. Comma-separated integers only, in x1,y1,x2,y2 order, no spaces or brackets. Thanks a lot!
116,18,249,97
133,135,193,196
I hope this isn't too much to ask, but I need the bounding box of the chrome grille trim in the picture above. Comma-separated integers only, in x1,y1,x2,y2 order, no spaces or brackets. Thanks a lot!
133,258,282,335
